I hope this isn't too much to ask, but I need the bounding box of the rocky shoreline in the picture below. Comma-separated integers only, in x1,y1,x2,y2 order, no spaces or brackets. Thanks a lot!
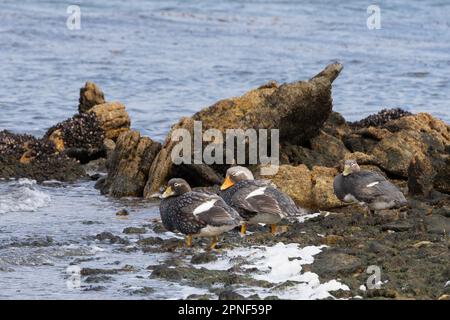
1,63,449,300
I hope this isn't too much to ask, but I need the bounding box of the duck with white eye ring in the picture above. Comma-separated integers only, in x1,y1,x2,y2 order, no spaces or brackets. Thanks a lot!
159,178,242,250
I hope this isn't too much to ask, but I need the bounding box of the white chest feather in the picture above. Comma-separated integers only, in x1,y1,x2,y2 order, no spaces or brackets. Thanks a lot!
193,199,217,215
245,187,267,199
343,194,358,203
366,181,379,188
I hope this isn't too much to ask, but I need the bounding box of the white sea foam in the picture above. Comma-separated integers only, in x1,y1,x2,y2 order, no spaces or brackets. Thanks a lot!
0,179,51,214
194,242,349,300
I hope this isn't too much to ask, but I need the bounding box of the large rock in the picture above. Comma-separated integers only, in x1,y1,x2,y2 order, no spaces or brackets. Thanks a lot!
282,130,350,168
88,102,130,141
143,64,344,194
100,130,161,197
78,81,105,113
263,164,341,210
193,63,343,146
142,118,223,196
371,113,449,178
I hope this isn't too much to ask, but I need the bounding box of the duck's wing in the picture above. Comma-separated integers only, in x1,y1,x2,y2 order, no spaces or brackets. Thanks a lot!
264,186,308,216
181,192,241,227
231,184,283,218
348,172,405,204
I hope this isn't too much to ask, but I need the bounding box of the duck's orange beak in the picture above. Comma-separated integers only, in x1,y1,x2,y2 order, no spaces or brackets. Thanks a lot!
220,176,234,190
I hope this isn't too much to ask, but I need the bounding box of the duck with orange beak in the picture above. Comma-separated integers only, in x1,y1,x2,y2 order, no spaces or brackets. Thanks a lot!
219,166,307,235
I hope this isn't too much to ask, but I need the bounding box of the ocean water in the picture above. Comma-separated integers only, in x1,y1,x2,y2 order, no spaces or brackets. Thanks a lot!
0,0,449,299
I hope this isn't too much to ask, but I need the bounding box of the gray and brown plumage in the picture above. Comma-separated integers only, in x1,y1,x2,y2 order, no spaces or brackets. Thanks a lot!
159,178,241,249
333,160,407,212
219,166,307,235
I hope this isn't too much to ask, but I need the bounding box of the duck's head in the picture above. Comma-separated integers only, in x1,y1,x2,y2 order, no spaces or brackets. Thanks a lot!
220,166,254,190
343,159,360,176
161,178,192,198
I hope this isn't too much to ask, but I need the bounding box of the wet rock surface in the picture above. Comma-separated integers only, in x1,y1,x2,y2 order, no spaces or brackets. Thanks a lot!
100,130,161,197
0,130,86,182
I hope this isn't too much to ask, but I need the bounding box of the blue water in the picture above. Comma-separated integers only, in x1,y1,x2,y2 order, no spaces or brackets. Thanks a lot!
1,0,449,142
0,0,449,299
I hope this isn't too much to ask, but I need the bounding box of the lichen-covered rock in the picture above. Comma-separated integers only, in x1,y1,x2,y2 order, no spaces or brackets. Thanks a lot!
264,164,340,210
89,102,130,141
78,81,105,113
44,112,105,163
100,130,161,197
408,154,435,197
371,113,450,178
0,130,85,182
311,166,342,209
193,63,343,146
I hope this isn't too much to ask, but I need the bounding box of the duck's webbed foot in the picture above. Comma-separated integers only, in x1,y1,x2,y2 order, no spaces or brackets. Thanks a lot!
208,236,218,251
185,234,193,248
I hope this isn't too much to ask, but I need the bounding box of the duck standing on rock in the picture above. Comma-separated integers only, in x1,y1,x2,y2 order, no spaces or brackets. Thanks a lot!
333,160,407,213
159,178,242,250
220,166,307,235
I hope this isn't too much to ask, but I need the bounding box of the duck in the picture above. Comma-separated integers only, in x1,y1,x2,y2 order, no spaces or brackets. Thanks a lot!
159,178,242,250
333,159,407,212
219,166,307,235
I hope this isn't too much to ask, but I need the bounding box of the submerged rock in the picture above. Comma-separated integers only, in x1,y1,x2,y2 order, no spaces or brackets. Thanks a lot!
100,130,161,197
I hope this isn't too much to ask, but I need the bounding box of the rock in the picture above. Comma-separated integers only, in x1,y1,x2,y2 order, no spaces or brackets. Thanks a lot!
80,268,119,276
311,166,342,209
282,130,350,168
350,108,412,128
424,215,450,235
101,130,161,197
115,209,129,216
265,164,340,210
266,164,313,208
89,102,131,141
433,153,450,194
408,154,435,197
44,112,106,163
191,252,218,265
78,81,105,113
433,206,450,218
122,227,146,234
218,291,246,300
144,118,194,195
381,221,413,232
194,63,343,146
371,113,450,178
95,232,129,244
311,250,362,276
143,63,343,194
0,130,85,182
129,287,155,296
137,237,164,246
